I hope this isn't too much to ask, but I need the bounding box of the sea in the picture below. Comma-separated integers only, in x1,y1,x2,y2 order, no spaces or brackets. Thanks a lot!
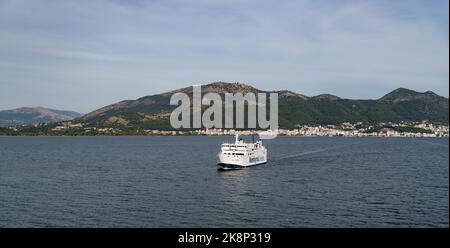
0,136,448,227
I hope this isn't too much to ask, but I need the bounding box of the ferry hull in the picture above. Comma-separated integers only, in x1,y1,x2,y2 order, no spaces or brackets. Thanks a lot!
218,161,267,170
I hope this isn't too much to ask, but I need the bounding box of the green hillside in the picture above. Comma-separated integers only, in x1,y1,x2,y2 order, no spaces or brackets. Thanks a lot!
76,82,449,130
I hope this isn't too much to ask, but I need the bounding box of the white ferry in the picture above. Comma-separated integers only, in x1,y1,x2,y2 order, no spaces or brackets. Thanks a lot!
217,134,267,170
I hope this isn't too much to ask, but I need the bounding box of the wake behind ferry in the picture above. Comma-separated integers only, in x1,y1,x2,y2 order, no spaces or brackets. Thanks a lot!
218,134,267,170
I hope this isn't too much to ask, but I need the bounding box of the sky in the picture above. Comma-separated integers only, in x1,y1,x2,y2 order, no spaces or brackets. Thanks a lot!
0,0,448,113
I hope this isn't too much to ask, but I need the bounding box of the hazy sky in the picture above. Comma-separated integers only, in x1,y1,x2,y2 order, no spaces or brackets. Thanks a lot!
0,0,448,113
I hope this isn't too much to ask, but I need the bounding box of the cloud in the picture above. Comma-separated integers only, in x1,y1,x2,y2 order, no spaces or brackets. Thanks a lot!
35,49,126,62
0,0,448,112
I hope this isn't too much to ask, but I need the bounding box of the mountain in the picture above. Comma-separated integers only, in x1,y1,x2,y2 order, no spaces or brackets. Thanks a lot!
377,88,449,124
379,88,441,102
0,107,82,126
312,94,341,101
77,82,449,129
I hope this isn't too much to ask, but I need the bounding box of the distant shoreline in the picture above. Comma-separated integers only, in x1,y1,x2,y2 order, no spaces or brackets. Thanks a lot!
1,122,448,138
1,134,448,138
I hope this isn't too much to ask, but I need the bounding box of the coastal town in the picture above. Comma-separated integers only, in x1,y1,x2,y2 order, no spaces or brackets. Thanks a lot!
1,120,448,137
12,120,444,137
194,122,449,137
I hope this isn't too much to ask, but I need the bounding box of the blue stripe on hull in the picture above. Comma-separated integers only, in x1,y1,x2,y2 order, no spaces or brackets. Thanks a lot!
218,162,267,171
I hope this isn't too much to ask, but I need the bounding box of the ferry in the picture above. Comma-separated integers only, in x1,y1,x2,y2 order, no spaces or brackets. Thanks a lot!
217,134,267,170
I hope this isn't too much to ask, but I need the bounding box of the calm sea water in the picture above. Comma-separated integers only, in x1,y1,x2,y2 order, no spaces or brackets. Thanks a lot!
0,136,448,227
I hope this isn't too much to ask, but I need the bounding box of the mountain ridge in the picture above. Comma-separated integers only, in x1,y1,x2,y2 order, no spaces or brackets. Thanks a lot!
379,87,443,102
0,107,82,126
76,82,448,129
